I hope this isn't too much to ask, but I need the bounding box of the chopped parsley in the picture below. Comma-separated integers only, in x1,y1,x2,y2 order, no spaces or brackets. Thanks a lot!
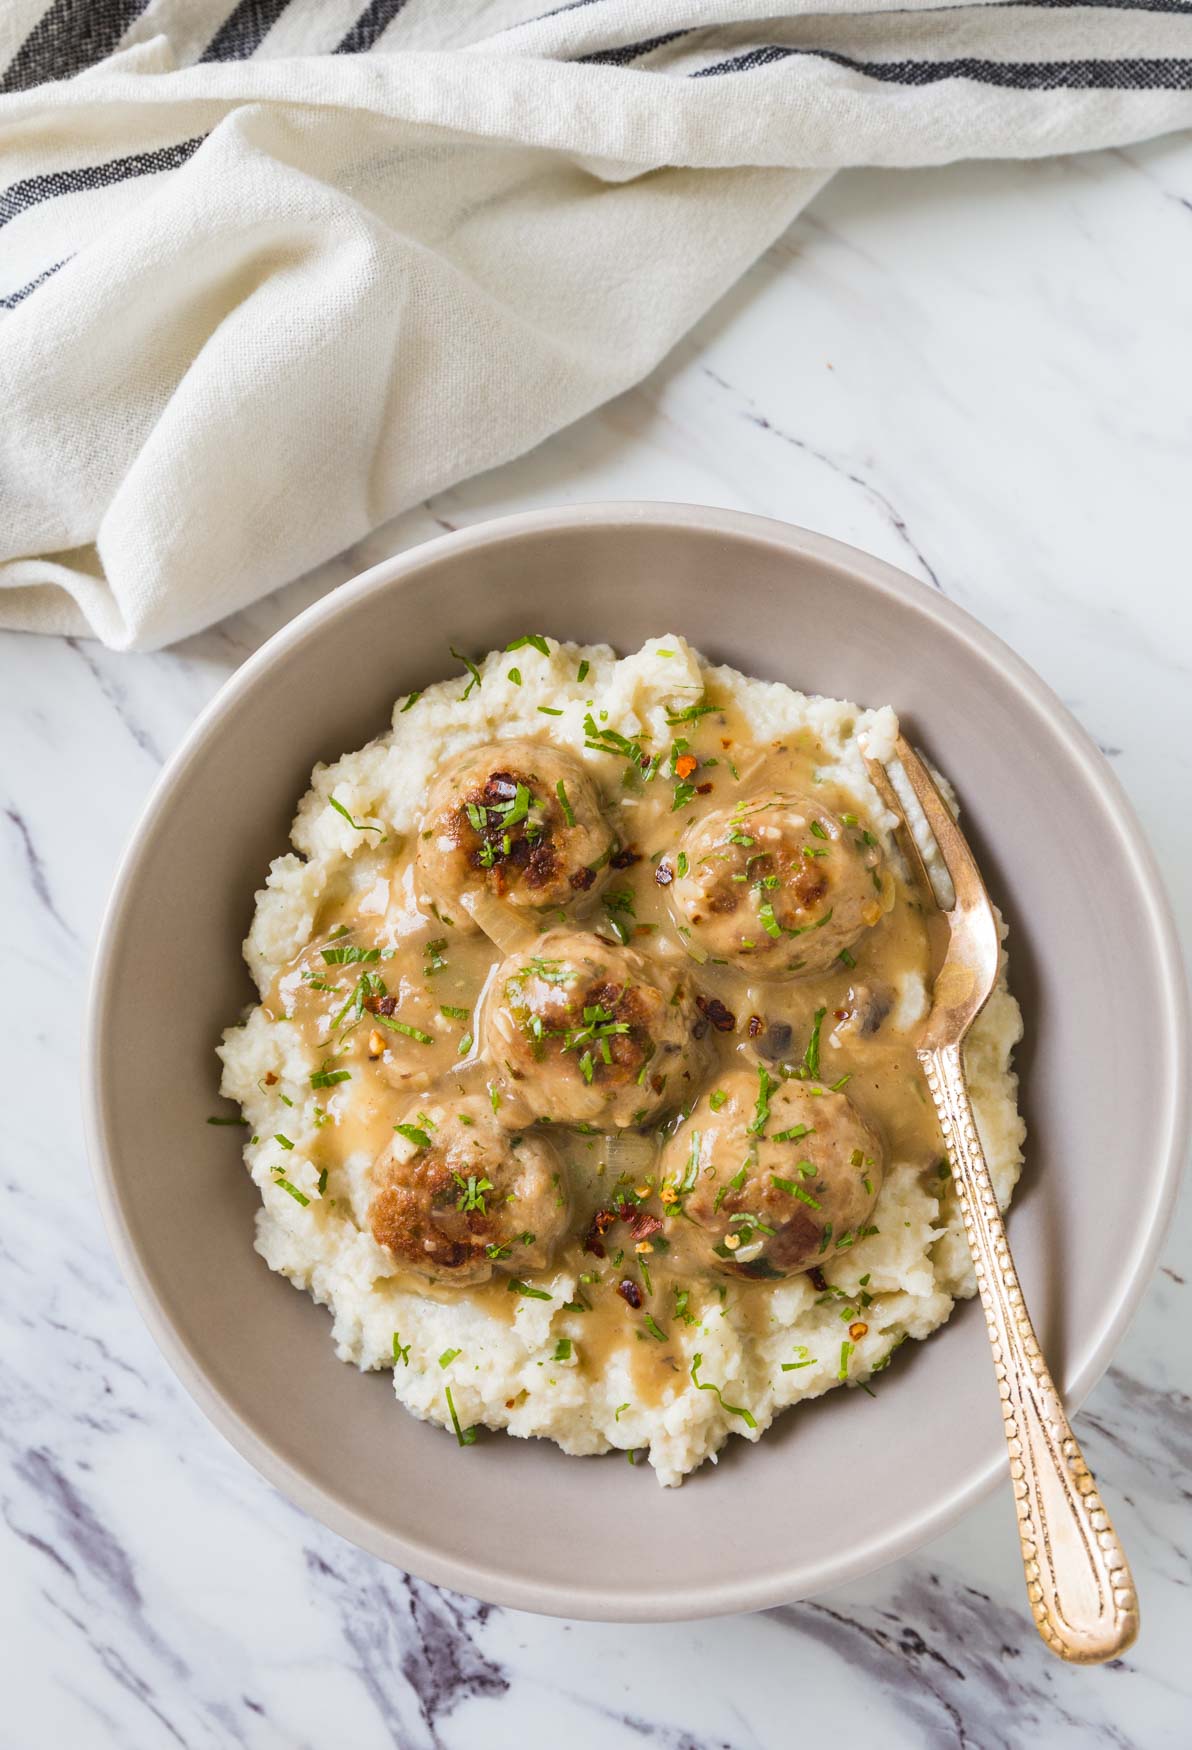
439,1348,461,1369
423,937,448,976
709,1089,727,1112
507,1278,552,1301
781,1346,815,1372
800,1007,827,1080
399,691,421,712
809,819,829,840
676,850,689,878
537,705,563,717
838,946,856,969
273,1133,294,1150
392,1332,411,1365
440,1004,470,1020
454,1173,493,1213
310,1067,351,1089
445,1384,477,1446
773,1123,812,1142
747,1065,778,1136
690,1353,757,1427
577,659,590,683
207,1115,247,1126
329,796,383,835
372,1013,434,1045
506,633,551,656
321,943,381,965
555,779,576,826
643,1315,667,1342
450,645,483,698
552,1338,572,1361
508,667,522,686
270,1170,309,1207
838,1340,854,1382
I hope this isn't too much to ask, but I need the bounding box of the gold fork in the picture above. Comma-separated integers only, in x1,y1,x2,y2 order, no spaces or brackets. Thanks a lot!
863,732,1138,1665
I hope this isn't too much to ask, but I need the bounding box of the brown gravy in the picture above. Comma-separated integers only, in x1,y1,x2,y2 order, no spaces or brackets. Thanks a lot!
265,698,944,1408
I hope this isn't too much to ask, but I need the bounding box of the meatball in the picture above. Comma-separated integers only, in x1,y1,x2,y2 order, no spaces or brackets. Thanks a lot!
662,1067,884,1279
663,794,886,978
415,738,614,927
483,929,705,1128
369,1095,568,1284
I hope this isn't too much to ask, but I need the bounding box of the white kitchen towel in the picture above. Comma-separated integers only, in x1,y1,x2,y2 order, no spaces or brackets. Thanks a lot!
2,3,1190,650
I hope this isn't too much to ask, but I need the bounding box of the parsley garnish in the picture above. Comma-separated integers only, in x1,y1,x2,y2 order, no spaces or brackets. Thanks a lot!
507,1278,552,1301
800,1007,827,1080
321,944,381,966
747,1065,778,1136
372,1013,434,1045
329,796,383,835
450,645,483,698
690,1353,757,1427
392,1332,411,1365
207,1115,247,1126
271,1170,309,1207
399,691,421,712
439,1348,461,1368
555,779,576,827
454,1173,493,1213
445,1385,477,1446
310,1067,351,1089
394,1123,432,1149
643,1315,667,1342
506,633,551,656
552,1338,572,1361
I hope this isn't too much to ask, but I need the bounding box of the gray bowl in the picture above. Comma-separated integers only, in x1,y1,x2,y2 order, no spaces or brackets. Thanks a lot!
85,504,1188,1621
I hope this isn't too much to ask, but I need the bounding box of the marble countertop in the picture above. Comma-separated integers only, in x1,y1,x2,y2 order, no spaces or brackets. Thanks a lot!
5,136,1191,1748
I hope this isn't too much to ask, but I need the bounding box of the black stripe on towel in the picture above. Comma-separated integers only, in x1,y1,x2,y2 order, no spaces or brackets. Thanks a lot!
0,256,71,309
1,0,150,94
336,0,410,55
199,0,294,62
579,30,689,66
0,135,206,232
692,44,1192,88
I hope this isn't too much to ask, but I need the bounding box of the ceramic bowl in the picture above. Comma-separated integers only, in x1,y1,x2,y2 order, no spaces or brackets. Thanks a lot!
85,504,1188,1620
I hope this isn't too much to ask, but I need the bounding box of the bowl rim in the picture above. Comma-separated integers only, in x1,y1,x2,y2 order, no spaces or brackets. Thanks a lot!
84,500,1190,1621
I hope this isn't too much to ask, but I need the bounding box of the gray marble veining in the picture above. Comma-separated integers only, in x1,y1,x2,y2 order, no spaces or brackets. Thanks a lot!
3,139,1191,1748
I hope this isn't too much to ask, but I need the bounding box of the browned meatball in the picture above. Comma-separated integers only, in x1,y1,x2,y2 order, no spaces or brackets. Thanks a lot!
664,793,887,977
483,930,705,1128
415,738,613,926
369,1095,568,1284
661,1067,884,1279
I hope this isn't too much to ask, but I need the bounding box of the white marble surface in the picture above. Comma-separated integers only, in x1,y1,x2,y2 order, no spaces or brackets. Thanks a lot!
4,137,1192,1748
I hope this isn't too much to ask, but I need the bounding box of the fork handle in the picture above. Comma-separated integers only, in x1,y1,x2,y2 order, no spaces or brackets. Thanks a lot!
921,1042,1139,1663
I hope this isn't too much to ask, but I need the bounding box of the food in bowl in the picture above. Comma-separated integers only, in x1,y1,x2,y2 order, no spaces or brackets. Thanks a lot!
217,635,1024,1485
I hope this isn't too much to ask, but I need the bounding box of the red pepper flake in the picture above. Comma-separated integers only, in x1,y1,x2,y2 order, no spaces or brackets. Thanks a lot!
263,1071,278,1086
617,1277,644,1309
622,1207,664,1243
696,782,713,795
696,994,736,1033
583,1207,617,1256
675,754,698,779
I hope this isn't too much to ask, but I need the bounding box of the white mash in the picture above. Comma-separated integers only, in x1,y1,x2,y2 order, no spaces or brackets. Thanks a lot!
218,635,1024,1486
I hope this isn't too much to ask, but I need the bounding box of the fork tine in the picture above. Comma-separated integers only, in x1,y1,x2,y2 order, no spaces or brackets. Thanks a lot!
861,741,936,903
892,734,992,918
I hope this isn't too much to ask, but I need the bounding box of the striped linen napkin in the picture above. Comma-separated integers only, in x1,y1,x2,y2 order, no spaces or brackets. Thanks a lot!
2,1,1190,649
